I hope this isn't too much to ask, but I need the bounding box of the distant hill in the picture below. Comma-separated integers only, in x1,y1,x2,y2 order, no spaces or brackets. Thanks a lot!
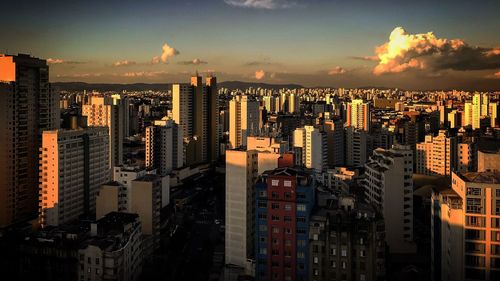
51,81,304,92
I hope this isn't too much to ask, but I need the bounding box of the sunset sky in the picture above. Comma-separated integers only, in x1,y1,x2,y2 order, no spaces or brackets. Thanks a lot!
2,0,499,89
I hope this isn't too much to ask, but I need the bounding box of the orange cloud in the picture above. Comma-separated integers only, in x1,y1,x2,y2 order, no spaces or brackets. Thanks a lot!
373,27,500,75
255,70,266,80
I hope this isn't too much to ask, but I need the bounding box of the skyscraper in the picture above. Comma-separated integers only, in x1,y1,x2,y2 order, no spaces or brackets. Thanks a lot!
431,171,500,281
225,149,259,272
293,126,327,172
363,145,415,254
145,118,183,175
172,75,219,165
416,130,456,176
0,54,60,228
82,96,124,168
39,127,110,227
323,117,345,168
255,167,316,281
229,95,260,148
346,99,371,132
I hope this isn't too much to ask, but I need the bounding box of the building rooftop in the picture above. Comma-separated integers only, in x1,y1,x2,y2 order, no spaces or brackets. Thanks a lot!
459,171,500,184
134,174,161,182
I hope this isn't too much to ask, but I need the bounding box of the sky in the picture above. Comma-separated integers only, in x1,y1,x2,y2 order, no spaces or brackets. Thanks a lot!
1,0,499,90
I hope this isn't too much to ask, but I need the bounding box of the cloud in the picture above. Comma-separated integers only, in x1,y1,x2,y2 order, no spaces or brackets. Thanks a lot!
372,27,500,75
255,70,266,80
55,73,103,78
485,71,500,79
350,55,378,62
178,58,208,65
224,0,297,9
122,71,169,77
47,58,87,65
113,60,136,67
328,66,347,75
151,43,179,64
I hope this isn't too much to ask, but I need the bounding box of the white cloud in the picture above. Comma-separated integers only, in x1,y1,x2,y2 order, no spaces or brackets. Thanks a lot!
224,0,297,9
372,27,500,75
47,58,65,64
328,66,347,75
178,58,208,65
151,43,180,64
255,70,266,80
122,71,169,77
113,60,136,67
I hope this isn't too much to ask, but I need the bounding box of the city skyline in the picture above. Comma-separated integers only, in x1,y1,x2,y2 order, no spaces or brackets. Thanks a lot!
2,0,499,90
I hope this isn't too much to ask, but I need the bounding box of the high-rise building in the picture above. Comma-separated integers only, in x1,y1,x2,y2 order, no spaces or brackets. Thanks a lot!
293,126,327,172
96,182,128,219
255,167,316,281
309,195,386,281
431,171,500,281
130,175,163,253
229,95,260,148
345,127,368,167
263,96,276,113
0,54,59,227
145,118,183,175
416,130,456,176
346,99,370,132
225,149,259,273
323,117,345,168
39,128,110,227
112,166,147,210
363,145,415,254
172,75,219,165
82,96,124,168
471,93,490,129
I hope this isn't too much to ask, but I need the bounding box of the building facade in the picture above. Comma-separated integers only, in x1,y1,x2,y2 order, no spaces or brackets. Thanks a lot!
0,54,59,227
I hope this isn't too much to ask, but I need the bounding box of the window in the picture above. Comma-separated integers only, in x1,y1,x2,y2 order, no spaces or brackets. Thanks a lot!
284,192,291,199
313,256,319,264
259,248,267,254
331,261,336,268
272,203,280,209
95,258,99,265
259,191,267,198
341,249,347,257
297,204,306,212
272,192,279,199
258,201,267,208
297,251,305,259
296,216,306,223
272,227,280,233
258,213,267,219
285,228,292,234
272,179,279,186
259,225,267,232
467,187,481,196
272,215,280,221
360,250,366,257
284,204,292,211
284,180,292,187
284,216,292,222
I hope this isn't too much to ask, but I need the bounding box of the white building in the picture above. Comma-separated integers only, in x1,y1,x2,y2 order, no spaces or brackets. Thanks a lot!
39,128,110,227
229,95,260,148
363,144,415,254
293,125,327,172
345,126,368,167
145,117,183,175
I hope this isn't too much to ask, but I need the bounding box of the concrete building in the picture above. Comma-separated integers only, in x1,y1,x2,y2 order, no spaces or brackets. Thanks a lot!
308,195,385,281
0,54,60,227
145,118,183,175
431,171,500,281
416,130,456,176
82,96,125,168
293,126,327,173
472,93,490,130
363,145,415,254
225,149,259,273
324,167,358,193
229,95,260,149
323,117,345,168
478,150,500,172
172,75,219,165
96,182,127,220
255,167,316,281
39,128,110,227
247,136,288,154
346,99,370,132
345,127,368,167
79,212,143,281
113,166,147,210
130,175,163,253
